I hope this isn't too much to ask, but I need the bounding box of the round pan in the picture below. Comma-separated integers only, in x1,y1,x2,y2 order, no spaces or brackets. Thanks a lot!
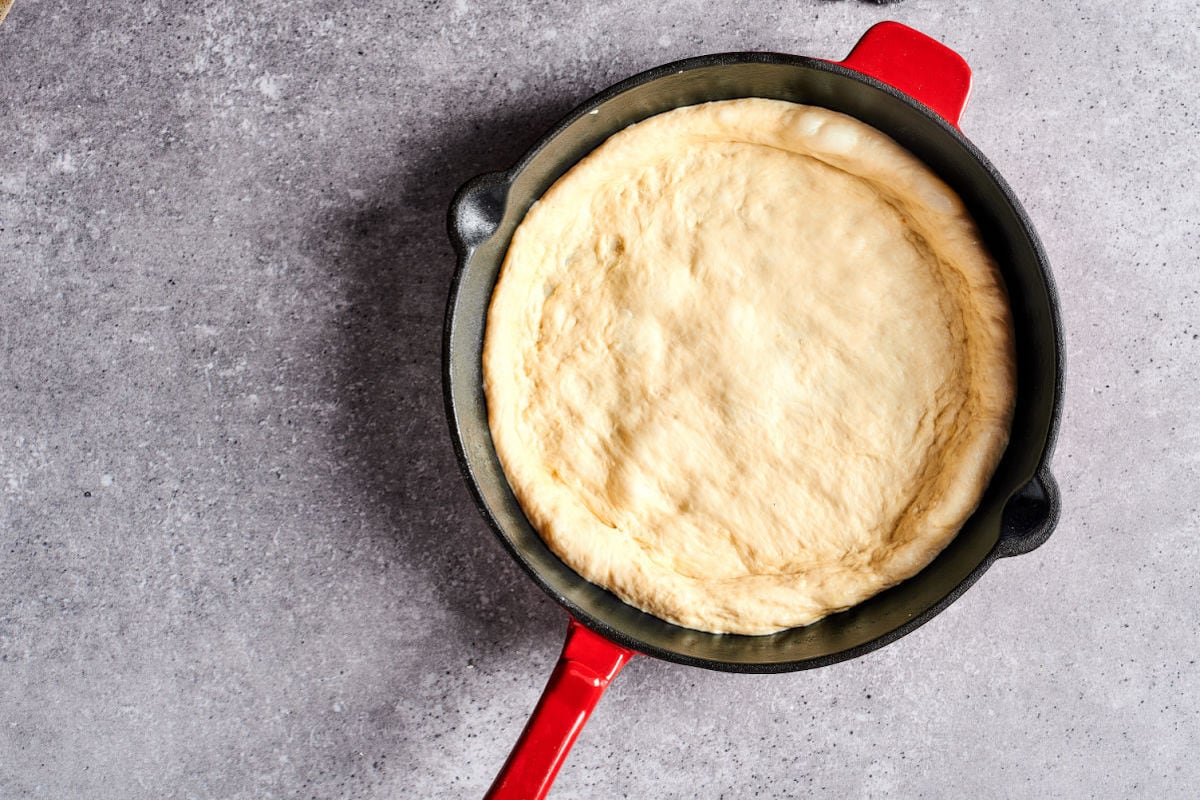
444,22,1063,799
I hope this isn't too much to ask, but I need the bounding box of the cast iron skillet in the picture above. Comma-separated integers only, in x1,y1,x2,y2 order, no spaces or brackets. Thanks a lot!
444,22,1063,799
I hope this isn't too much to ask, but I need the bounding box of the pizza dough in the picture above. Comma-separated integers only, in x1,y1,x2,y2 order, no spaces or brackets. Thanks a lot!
483,99,1015,635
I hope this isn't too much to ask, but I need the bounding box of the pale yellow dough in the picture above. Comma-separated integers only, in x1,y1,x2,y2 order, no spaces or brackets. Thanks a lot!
483,99,1015,634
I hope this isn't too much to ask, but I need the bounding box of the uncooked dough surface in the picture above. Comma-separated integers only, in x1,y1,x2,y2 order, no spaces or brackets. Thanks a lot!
483,99,1015,635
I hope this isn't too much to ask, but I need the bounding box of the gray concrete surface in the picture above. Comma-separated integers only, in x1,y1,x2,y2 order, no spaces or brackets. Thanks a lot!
1,1,1196,797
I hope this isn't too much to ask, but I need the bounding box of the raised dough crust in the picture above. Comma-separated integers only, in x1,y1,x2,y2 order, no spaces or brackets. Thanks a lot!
483,99,1015,634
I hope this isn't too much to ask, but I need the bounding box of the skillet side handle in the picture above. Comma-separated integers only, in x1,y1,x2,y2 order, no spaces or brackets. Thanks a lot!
486,619,636,800
996,471,1062,558
838,21,972,128
448,171,510,258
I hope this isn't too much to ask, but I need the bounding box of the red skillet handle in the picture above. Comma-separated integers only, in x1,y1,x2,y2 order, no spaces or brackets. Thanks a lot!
486,618,636,800
838,21,972,128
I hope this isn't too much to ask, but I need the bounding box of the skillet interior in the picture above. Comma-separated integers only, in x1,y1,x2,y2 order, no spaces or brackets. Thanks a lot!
444,54,1062,672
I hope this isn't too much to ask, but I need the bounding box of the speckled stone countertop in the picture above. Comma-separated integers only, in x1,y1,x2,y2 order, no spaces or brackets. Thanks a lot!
1,1,1196,798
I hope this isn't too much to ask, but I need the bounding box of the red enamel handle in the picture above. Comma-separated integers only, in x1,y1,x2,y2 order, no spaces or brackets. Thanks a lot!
486,619,637,800
838,21,973,128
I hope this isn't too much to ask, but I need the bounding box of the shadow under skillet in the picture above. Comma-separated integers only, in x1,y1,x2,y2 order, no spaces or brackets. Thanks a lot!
313,95,581,655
